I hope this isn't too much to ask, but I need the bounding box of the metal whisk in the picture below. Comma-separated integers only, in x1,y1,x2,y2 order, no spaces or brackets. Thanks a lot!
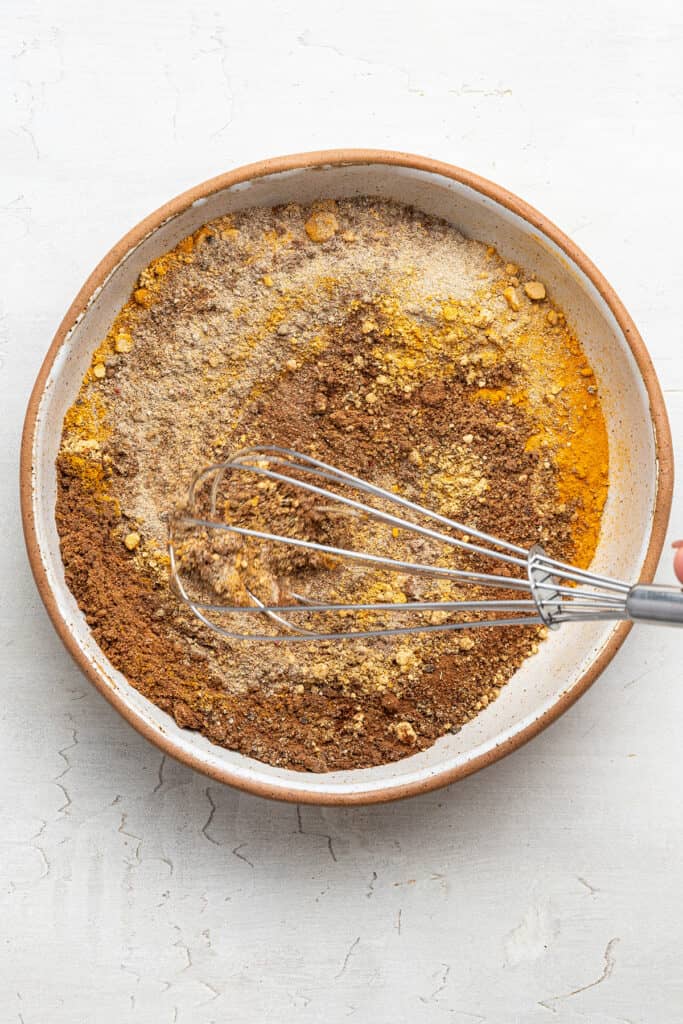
167,445,683,641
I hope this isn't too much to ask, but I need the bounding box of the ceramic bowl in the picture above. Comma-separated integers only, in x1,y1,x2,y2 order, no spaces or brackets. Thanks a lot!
21,150,673,804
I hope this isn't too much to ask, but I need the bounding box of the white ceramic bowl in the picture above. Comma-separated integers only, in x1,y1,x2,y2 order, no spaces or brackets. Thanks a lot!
21,150,673,804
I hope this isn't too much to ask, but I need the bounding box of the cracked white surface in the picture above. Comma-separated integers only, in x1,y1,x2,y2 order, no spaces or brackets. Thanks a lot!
2,0,683,1020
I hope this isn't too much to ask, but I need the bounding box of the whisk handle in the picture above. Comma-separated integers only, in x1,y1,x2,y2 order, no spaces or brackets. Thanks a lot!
626,584,683,626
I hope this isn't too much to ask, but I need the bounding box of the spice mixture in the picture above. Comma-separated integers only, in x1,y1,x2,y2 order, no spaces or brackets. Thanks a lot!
56,197,609,771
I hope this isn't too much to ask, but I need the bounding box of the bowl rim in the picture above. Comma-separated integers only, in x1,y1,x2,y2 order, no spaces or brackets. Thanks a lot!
20,148,674,805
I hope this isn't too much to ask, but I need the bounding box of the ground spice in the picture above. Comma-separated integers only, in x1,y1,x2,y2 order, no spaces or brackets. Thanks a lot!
55,197,608,771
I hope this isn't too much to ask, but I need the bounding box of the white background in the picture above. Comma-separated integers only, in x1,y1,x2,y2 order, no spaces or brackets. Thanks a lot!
2,1,683,1021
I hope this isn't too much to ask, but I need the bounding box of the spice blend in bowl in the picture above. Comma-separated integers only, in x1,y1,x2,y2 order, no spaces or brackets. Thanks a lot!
56,196,609,772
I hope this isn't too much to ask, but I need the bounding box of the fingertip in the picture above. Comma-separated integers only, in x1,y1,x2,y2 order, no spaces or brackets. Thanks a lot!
674,543,683,584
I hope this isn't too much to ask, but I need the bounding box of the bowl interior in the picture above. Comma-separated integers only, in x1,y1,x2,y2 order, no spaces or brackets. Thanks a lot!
29,160,660,801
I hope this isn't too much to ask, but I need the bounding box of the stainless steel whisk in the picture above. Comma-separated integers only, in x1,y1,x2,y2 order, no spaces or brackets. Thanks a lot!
167,445,683,641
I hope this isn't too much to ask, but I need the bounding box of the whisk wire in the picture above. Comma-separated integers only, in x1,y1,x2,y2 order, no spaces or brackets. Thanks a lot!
196,446,529,568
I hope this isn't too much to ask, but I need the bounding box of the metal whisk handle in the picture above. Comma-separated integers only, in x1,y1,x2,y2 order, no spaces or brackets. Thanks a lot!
626,585,683,626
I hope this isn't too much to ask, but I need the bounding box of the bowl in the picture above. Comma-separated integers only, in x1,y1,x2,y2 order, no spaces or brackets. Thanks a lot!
21,150,673,804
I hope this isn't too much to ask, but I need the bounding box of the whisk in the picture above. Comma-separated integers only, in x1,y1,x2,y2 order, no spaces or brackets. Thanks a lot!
167,445,683,641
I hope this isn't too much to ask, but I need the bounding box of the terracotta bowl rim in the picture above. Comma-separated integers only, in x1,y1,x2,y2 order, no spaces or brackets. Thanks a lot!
20,148,674,805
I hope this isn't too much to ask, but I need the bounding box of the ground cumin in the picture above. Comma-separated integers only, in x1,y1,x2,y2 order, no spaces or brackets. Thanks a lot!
55,198,608,772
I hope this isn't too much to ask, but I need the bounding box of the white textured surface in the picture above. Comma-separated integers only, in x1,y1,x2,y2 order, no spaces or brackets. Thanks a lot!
2,1,682,1020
